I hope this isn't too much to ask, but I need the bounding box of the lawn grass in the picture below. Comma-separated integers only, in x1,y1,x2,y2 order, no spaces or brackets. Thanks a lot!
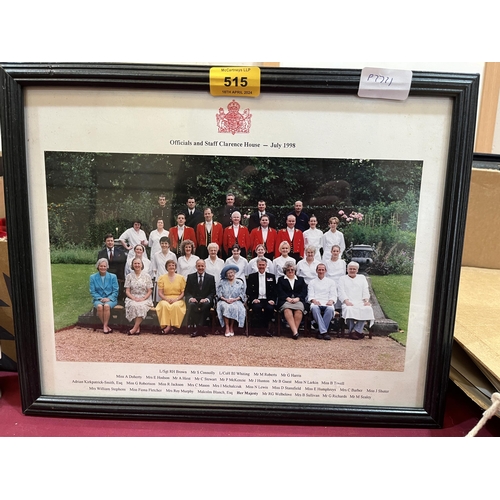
52,263,95,330
370,274,412,346
51,246,100,264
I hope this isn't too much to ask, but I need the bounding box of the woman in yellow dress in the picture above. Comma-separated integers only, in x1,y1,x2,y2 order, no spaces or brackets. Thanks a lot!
155,259,186,334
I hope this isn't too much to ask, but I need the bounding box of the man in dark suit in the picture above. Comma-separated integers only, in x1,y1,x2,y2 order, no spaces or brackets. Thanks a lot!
286,200,310,232
184,259,216,337
152,194,170,228
248,200,277,232
247,258,277,336
185,197,204,228
97,234,128,300
218,192,239,228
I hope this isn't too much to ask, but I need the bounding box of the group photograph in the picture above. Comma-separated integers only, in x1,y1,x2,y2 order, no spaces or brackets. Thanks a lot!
47,151,422,372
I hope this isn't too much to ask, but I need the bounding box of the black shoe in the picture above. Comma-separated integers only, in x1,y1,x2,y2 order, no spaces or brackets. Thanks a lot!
265,330,273,337
316,333,323,340
292,332,299,340
323,334,331,341
190,331,198,338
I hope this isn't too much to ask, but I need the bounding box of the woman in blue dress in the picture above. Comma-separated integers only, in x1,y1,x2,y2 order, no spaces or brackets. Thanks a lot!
217,264,246,337
90,258,119,334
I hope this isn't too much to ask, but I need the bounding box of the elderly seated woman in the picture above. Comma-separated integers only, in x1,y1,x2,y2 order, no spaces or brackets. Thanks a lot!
217,264,246,337
276,260,308,339
90,258,119,334
337,261,375,340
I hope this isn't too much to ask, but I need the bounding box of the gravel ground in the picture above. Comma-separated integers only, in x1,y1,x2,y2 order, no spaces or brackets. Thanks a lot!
55,327,406,371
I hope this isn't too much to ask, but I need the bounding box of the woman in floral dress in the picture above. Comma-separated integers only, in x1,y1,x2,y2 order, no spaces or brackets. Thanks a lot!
125,257,153,335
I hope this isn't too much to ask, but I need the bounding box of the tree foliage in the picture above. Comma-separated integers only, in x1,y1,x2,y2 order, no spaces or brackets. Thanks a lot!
45,152,422,248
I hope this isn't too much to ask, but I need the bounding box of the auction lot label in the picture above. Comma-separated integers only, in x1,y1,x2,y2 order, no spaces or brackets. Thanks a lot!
210,66,261,97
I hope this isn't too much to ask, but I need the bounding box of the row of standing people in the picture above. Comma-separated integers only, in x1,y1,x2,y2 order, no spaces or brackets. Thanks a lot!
117,207,346,265
152,195,312,233
91,247,374,341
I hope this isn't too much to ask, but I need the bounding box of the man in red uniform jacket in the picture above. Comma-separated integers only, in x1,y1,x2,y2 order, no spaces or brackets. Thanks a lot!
275,214,304,261
250,214,278,260
195,207,223,260
222,211,250,259
169,213,197,257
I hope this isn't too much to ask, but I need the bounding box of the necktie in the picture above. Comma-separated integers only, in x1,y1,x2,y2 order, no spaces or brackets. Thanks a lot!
198,275,203,290
109,249,113,262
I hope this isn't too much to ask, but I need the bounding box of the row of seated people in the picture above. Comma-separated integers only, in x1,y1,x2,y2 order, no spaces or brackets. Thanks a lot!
90,251,375,340
117,209,346,262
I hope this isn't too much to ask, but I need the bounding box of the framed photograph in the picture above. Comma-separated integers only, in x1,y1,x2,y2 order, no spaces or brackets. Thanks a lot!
0,63,478,426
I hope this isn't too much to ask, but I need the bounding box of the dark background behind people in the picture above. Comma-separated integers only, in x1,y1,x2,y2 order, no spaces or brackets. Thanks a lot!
45,152,421,250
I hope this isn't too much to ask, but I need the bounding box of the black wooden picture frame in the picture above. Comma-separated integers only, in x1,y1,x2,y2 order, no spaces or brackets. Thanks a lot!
0,63,479,426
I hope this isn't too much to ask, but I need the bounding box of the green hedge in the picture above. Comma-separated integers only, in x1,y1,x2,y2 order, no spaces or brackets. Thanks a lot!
50,246,100,265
